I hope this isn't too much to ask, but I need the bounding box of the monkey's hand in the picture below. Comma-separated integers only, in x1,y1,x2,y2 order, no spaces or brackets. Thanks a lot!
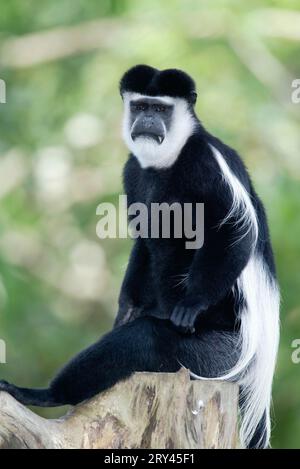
170,297,208,334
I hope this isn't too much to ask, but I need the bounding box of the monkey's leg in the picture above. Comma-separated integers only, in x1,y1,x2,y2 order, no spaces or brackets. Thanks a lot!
0,321,242,416
0,318,180,407
0,381,60,406
177,329,240,378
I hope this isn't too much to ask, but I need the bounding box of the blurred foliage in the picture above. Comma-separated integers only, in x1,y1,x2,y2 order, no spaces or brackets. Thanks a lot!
0,0,300,448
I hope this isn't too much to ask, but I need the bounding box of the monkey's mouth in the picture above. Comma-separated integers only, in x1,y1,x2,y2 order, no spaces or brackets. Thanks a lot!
131,132,165,145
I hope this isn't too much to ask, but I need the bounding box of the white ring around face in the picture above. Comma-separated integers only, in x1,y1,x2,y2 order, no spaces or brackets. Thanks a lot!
122,92,196,169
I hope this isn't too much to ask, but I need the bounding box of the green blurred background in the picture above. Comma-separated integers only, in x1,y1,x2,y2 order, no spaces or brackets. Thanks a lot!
0,0,299,448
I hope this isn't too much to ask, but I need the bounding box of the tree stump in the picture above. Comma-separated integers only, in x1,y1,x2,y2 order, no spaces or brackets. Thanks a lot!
0,368,239,449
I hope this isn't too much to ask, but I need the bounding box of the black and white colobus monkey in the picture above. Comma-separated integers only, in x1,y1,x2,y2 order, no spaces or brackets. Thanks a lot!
0,65,280,449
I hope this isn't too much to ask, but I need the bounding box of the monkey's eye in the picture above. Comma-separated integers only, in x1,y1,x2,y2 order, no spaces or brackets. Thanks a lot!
131,102,148,112
153,104,166,113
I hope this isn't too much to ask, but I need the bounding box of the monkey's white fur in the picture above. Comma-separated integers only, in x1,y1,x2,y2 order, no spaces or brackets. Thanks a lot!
122,92,196,169
191,145,280,448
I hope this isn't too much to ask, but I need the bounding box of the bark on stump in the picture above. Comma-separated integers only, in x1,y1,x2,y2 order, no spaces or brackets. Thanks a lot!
0,368,239,449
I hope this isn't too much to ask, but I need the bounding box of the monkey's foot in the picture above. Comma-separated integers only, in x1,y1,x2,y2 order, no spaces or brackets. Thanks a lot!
0,380,11,391
170,306,197,334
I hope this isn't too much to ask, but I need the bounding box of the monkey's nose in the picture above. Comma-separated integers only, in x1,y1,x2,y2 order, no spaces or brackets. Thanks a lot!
143,117,155,128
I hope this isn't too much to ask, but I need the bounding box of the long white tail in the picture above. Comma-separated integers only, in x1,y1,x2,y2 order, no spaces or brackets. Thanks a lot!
190,145,280,448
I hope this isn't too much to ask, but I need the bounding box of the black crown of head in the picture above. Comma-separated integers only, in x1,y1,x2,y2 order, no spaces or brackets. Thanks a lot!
120,65,197,105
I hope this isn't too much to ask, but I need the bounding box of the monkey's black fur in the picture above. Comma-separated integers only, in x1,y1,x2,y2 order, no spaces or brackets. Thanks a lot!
0,66,277,449
120,64,197,104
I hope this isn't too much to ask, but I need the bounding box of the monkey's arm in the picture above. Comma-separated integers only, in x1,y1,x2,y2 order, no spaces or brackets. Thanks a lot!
171,194,254,331
114,238,149,327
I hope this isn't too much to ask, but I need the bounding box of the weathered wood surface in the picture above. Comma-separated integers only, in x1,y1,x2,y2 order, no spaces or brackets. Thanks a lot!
0,368,239,449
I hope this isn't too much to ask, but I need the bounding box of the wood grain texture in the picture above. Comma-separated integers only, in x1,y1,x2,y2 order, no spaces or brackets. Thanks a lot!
0,368,239,449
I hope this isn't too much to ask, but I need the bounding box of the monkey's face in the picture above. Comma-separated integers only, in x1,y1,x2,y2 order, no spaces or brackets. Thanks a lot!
122,93,196,169
129,97,173,145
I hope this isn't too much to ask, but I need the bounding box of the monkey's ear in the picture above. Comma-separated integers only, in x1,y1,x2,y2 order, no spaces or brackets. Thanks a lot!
190,91,197,105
